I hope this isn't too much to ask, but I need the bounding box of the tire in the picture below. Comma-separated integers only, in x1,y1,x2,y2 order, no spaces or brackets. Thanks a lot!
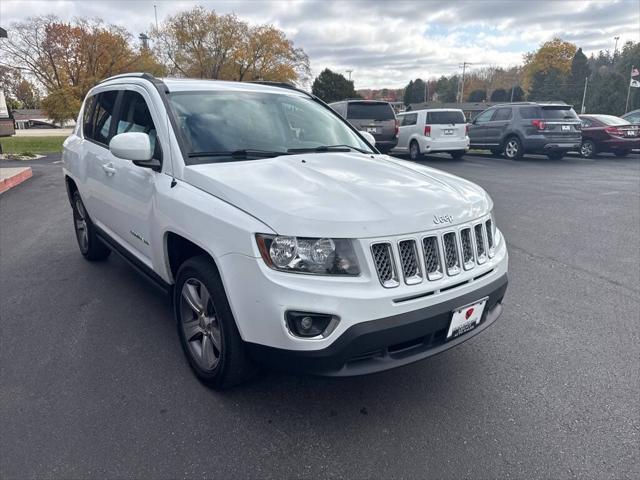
490,148,502,156
71,191,110,261
174,255,255,389
503,136,524,160
547,151,566,160
450,150,465,160
614,150,630,157
409,140,423,161
579,140,597,158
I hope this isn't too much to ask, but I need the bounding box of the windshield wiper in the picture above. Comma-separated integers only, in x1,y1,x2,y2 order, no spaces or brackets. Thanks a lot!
287,144,369,154
188,149,290,159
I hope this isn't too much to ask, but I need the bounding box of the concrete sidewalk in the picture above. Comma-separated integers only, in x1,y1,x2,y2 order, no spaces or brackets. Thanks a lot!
0,167,33,194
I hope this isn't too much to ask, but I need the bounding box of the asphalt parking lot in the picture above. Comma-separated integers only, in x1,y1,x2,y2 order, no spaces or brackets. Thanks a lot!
1,151,639,479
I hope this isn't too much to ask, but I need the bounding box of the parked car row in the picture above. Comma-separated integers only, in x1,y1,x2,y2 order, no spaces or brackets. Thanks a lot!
330,99,639,161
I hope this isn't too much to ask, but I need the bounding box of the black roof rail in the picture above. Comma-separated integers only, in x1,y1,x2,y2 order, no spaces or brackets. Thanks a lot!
248,81,314,98
97,72,169,93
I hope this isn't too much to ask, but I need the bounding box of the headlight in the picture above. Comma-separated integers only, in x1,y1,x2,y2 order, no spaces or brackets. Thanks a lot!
256,234,360,275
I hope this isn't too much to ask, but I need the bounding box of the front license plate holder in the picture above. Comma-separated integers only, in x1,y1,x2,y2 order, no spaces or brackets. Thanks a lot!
447,297,488,339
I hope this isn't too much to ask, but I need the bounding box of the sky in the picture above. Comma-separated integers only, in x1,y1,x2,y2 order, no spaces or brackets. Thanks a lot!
1,0,639,89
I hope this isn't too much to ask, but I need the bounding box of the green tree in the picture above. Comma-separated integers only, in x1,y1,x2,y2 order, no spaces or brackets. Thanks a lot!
510,86,525,101
41,86,81,125
490,88,508,101
403,80,414,106
585,69,627,115
468,89,487,102
614,41,640,111
528,68,566,102
412,78,427,103
567,48,590,110
435,75,458,102
311,68,358,103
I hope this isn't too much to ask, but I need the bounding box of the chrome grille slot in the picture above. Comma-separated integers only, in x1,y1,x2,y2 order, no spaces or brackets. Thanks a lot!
442,232,461,275
422,236,443,280
486,219,495,257
398,240,422,284
474,223,487,264
371,242,398,288
460,228,474,270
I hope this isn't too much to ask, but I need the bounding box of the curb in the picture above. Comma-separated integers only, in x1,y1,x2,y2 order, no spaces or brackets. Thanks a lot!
0,167,33,194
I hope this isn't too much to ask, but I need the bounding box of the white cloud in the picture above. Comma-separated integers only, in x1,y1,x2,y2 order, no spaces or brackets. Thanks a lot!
1,0,638,88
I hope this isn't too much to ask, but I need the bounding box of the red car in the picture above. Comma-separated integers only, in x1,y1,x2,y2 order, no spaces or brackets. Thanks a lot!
579,114,640,158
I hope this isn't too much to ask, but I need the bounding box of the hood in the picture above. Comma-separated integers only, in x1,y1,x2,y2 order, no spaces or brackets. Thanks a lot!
183,153,492,238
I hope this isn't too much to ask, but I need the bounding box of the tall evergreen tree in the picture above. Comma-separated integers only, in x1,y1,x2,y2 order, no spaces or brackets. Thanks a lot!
403,80,414,106
490,88,508,101
567,48,590,110
468,89,487,102
311,69,358,103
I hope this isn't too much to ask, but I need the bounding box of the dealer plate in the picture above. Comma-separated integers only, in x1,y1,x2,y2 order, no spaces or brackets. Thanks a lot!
366,127,378,133
561,125,571,131
447,297,488,339
444,129,454,135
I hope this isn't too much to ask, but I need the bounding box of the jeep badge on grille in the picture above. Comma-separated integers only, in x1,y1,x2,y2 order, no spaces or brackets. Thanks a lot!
433,214,454,224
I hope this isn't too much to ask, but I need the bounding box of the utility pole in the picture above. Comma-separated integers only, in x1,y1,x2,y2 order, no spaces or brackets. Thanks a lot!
154,4,159,31
458,62,471,103
581,76,588,114
345,70,353,82
614,36,620,56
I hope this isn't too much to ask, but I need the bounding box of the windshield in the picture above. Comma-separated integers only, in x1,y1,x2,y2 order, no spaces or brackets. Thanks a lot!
541,106,579,120
592,115,630,126
347,102,395,120
426,111,466,124
169,90,373,163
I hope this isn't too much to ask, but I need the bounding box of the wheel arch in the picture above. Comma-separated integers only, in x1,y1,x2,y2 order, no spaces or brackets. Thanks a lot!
164,231,219,283
65,175,78,204
500,131,524,148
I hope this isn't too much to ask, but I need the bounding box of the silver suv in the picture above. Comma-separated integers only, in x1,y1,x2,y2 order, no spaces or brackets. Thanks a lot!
329,100,398,153
468,102,582,160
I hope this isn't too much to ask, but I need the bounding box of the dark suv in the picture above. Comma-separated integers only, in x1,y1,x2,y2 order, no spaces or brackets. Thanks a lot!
468,102,582,160
329,100,398,153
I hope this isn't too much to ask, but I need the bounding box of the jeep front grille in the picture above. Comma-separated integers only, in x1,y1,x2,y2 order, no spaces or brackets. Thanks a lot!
398,240,422,284
371,243,398,288
443,232,460,275
370,219,495,288
422,236,443,280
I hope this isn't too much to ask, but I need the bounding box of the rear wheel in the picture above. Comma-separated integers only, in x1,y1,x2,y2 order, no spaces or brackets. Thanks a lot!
503,136,523,160
175,255,255,389
450,150,465,160
580,140,597,158
547,151,566,160
71,191,110,261
409,140,423,161
614,150,630,157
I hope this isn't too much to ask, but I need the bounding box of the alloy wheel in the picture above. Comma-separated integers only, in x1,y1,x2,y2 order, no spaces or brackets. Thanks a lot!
580,142,593,158
74,199,89,252
505,140,519,158
180,278,221,371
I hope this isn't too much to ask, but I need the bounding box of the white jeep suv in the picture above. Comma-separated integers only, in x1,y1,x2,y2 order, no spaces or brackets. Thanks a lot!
63,74,508,388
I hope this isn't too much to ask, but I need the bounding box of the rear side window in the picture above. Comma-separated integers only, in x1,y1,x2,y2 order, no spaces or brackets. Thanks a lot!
117,91,161,160
85,91,119,145
82,96,96,137
519,106,541,119
491,108,512,121
400,113,418,126
347,103,395,120
541,106,578,120
426,111,466,124
580,118,593,128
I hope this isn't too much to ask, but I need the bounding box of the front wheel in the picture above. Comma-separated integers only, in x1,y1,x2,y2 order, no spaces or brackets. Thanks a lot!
450,150,465,160
175,256,255,389
503,136,524,160
547,151,566,160
580,140,597,158
409,140,423,161
71,191,110,261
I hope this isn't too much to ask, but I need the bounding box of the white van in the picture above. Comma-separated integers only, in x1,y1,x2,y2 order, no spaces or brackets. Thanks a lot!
394,109,469,160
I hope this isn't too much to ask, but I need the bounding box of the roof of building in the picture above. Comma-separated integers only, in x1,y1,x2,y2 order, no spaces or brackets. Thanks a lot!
12,109,46,121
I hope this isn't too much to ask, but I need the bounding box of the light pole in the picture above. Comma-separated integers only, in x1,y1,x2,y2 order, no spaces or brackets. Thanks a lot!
346,70,353,82
613,36,620,56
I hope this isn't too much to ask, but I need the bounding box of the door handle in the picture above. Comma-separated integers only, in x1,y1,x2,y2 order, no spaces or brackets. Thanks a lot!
102,162,116,176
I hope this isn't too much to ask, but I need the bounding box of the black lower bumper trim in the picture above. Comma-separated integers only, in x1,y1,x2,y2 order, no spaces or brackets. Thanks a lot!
247,273,508,376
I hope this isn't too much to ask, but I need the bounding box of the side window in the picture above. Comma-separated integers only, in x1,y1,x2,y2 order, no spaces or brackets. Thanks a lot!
117,90,161,160
400,114,417,126
491,108,512,121
82,95,96,139
519,106,541,119
474,109,494,124
87,90,119,145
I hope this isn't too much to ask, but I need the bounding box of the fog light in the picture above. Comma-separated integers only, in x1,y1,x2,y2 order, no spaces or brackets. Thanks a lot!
286,311,338,338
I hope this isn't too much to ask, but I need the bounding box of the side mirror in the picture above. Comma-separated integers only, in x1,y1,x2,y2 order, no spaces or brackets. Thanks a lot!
109,132,153,162
360,131,376,146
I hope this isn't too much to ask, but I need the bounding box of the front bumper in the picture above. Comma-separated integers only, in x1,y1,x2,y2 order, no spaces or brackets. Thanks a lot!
247,273,508,376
